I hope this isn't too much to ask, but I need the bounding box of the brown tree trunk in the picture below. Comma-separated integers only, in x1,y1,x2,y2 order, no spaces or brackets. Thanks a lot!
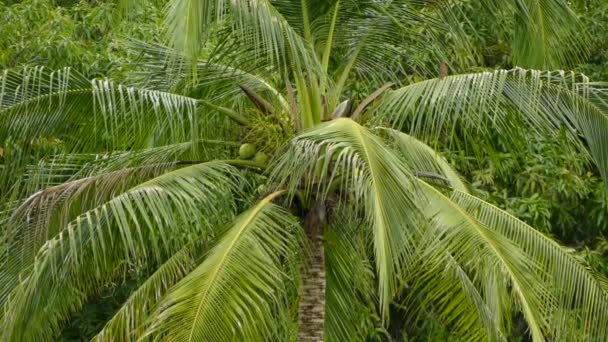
297,201,327,342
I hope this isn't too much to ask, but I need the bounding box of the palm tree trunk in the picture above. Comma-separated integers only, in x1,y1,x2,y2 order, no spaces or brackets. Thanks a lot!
298,201,327,342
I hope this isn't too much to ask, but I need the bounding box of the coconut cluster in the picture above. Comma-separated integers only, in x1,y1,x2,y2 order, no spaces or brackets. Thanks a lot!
238,143,269,165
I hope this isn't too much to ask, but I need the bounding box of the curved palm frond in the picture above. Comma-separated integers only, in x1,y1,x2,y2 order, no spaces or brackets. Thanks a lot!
1,138,236,287
163,0,321,75
452,190,608,340
58,139,236,178
0,66,199,149
401,248,507,341
2,162,178,294
142,191,303,341
417,180,551,341
381,128,468,192
508,0,587,68
2,138,232,210
377,130,504,340
92,247,196,342
272,118,425,316
0,66,246,202
324,211,378,342
377,68,608,180
0,161,242,341
413,179,608,341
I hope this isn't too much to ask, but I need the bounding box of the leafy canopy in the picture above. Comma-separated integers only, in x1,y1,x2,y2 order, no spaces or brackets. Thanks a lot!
1,0,608,341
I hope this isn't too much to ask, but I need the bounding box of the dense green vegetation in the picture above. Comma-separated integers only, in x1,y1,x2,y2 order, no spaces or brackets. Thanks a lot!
2,0,608,340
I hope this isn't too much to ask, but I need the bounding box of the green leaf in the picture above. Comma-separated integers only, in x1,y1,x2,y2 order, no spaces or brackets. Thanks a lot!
0,162,242,341
143,191,302,341
452,190,608,340
92,248,196,342
417,180,548,341
324,212,377,342
378,69,608,182
382,128,468,192
272,118,424,317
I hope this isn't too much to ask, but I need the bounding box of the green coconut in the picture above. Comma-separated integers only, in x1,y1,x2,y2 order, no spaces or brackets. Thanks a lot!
253,151,269,165
238,143,257,159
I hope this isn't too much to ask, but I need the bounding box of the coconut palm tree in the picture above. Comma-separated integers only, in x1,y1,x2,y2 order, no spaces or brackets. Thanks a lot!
2,0,608,341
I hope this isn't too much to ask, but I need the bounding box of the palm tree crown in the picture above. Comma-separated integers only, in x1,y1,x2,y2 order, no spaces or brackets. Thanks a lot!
2,0,608,341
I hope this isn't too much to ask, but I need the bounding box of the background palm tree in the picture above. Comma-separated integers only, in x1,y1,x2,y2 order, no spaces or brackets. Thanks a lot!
2,0,608,341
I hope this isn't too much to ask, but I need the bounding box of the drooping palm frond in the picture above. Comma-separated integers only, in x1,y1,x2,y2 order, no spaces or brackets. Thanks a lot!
142,191,303,341
59,139,236,179
0,137,237,294
1,162,177,292
381,128,468,192
377,129,505,340
507,0,587,68
0,67,195,198
3,138,232,207
92,247,196,342
0,66,199,149
394,183,506,340
0,162,242,340
407,179,608,341
400,245,507,341
0,66,250,203
452,190,608,340
324,212,378,342
377,68,608,180
162,0,321,75
416,180,553,341
272,118,425,316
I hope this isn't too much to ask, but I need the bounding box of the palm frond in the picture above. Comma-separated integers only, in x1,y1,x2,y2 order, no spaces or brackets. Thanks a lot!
0,66,195,181
417,180,550,341
92,247,196,342
296,0,586,82
5,139,230,204
1,137,236,289
508,0,587,68
324,212,378,342
163,0,320,75
438,0,587,69
279,0,478,83
0,162,242,340
272,118,425,316
142,191,303,341
1,162,177,295
377,68,608,180
60,139,235,178
452,190,608,340
127,42,289,110
381,128,468,192
401,249,506,341
0,66,199,149
0,66,248,202
410,179,608,340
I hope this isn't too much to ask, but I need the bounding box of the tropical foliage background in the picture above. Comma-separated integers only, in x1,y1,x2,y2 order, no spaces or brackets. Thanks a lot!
1,0,608,340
